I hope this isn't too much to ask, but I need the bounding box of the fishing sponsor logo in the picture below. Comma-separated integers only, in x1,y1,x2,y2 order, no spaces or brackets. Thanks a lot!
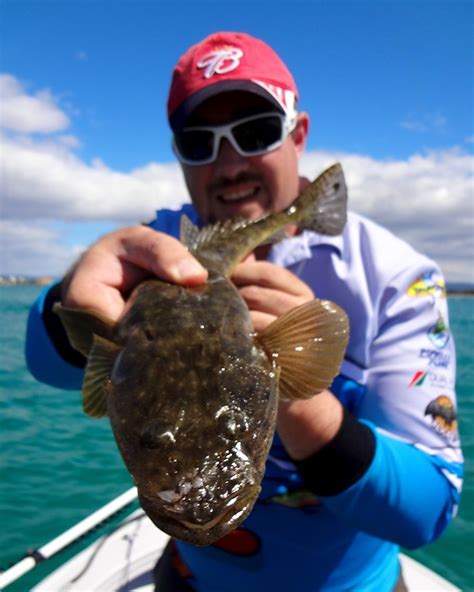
419,348,451,368
264,488,321,509
428,313,450,349
424,395,459,444
197,47,243,78
407,272,446,299
408,369,454,390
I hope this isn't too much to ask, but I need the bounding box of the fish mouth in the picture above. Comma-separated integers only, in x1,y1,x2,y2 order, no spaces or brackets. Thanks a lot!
177,491,255,532
139,487,258,540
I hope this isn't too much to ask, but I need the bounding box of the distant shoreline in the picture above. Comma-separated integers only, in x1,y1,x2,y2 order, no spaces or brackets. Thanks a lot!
0,278,55,286
1,278,473,297
447,291,474,297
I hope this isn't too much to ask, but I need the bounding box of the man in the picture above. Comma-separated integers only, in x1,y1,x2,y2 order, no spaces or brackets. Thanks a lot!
26,32,463,591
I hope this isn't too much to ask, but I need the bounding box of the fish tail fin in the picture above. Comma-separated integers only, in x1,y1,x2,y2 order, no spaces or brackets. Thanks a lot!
292,162,347,236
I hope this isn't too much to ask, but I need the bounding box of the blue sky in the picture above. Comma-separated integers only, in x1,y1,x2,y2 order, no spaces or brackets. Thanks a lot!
1,0,473,280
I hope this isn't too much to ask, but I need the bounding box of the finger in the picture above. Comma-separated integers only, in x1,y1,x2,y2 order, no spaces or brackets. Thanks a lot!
241,252,257,264
63,261,131,322
249,310,277,333
239,285,310,318
116,226,207,286
232,261,313,298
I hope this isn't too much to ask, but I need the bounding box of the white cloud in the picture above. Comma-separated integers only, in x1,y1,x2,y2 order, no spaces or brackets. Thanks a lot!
0,221,85,277
300,149,474,282
1,74,473,282
2,137,472,281
0,74,70,134
1,132,188,222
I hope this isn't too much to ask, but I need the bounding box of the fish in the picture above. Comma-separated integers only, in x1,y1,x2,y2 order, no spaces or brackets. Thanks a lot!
54,162,350,546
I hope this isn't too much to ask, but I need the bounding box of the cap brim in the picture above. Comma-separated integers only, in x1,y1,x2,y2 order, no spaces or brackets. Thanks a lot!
169,80,286,132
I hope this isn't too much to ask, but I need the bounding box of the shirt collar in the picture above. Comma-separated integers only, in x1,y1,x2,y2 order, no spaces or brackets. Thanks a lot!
268,230,344,267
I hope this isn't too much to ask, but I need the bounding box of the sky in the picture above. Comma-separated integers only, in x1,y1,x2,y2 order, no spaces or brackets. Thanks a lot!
1,0,473,282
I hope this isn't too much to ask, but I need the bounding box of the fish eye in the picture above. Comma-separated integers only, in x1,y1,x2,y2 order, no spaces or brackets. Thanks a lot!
215,406,249,439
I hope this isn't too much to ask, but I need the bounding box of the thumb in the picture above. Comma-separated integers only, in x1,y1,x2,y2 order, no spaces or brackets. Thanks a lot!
241,252,257,264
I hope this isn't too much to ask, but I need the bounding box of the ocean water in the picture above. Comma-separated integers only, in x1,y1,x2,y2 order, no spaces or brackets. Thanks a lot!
0,285,472,591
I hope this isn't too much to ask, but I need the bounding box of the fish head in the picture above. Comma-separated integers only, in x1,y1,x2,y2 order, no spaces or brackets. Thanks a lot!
108,334,278,546
137,437,263,546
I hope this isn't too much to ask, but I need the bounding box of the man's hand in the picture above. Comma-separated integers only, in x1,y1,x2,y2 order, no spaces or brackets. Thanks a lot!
61,225,208,321
231,257,314,332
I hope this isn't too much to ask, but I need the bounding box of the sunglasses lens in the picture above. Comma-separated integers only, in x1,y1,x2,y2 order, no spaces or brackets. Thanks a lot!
174,114,287,164
174,129,214,163
233,115,283,153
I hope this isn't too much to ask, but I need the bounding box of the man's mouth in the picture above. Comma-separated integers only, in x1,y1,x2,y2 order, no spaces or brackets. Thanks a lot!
218,186,260,203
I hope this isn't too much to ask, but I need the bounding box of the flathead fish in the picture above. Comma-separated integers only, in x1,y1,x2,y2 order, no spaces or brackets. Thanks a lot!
55,163,350,546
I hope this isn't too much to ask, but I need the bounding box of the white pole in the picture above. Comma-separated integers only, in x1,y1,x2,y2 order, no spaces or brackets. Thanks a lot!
0,487,138,590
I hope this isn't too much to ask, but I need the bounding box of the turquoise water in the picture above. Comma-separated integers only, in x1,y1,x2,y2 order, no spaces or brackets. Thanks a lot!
0,285,472,591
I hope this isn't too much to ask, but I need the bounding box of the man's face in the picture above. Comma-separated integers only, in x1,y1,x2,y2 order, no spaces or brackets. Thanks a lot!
179,92,309,224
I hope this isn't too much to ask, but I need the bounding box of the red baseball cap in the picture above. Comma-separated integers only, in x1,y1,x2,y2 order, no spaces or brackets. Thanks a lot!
167,32,299,131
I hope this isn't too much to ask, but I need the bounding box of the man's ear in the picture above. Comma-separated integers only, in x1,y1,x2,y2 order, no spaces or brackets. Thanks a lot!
292,112,310,156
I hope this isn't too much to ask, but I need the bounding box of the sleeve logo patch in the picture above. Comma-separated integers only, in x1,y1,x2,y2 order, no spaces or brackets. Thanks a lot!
409,369,454,390
419,348,451,368
407,273,446,298
425,395,459,443
428,312,450,349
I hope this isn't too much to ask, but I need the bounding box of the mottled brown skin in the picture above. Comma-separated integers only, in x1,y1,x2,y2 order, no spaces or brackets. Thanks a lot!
106,272,278,545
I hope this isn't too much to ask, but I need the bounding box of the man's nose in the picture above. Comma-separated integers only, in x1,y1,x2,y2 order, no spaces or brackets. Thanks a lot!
213,137,250,176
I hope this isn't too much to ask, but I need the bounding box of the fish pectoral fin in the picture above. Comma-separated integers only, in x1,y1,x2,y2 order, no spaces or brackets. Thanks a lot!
179,214,201,249
53,303,117,357
83,335,120,417
257,299,349,401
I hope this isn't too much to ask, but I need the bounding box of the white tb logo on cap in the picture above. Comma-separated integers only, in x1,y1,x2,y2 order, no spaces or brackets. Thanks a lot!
197,48,243,79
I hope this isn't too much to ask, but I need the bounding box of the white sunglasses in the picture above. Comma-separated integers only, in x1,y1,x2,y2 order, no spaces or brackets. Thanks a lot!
173,112,298,165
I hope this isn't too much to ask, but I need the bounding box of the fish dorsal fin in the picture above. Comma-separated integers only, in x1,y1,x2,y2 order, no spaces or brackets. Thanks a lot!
83,335,120,417
179,214,201,249
257,299,349,401
54,303,117,357
181,216,252,252
181,215,262,272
